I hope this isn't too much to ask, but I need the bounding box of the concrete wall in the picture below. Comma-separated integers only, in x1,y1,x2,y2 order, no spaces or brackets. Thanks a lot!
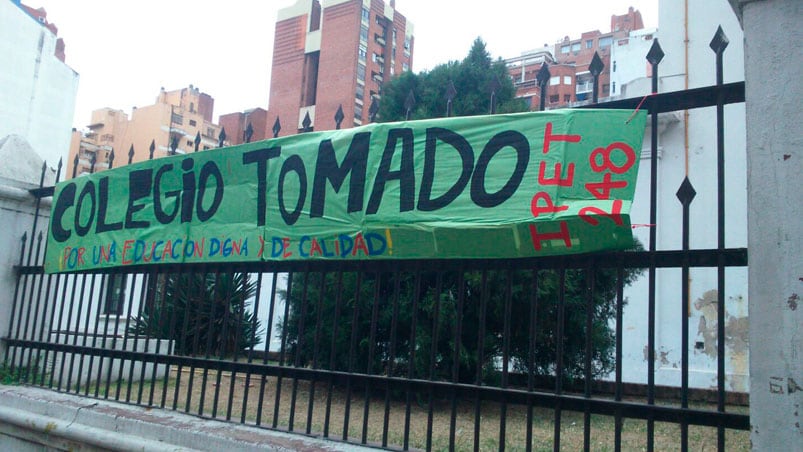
731,0,803,449
0,1,79,174
0,136,55,362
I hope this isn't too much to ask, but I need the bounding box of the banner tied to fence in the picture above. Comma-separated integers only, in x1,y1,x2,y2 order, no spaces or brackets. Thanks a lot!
45,109,647,272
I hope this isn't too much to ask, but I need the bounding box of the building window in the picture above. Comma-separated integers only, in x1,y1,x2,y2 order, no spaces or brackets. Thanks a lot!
571,42,581,52
360,25,369,43
561,45,570,54
550,76,560,86
186,140,193,147
359,44,367,62
549,94,559,104
207,127,215,137
189,119,197,126
355,104,363,121
402,62,409,72
190,102,195,112
103,274,126,316
357,63,366,82
613,61,617,72
599,36,613,48
586,39,594,49
356,84,364,101
171,113,183,125
563,76,571,85
100,134,114,142
361,6,369,22
612,81,616,94
564,94,571,103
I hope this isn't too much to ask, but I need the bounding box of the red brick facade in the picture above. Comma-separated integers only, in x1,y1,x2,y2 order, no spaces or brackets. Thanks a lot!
266,0,413,136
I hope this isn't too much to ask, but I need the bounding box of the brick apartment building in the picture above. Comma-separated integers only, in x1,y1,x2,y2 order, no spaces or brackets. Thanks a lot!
222,0,414,145
67,86,225,178
506,7,644,110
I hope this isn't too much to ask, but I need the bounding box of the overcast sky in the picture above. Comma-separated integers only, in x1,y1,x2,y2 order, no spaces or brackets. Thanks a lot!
32,0,657,128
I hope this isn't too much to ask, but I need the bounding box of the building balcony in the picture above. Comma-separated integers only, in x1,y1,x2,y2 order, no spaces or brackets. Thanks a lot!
375,34,386,46
576,81,594,94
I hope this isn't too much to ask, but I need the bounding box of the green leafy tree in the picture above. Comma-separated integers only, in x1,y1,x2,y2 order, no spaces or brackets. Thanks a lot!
281,39,642,385
129,272,262,356
378,38,527,121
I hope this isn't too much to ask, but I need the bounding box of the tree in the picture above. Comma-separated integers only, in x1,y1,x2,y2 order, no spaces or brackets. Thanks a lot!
129,272,262,356
377,38,527,121
281,39,642,385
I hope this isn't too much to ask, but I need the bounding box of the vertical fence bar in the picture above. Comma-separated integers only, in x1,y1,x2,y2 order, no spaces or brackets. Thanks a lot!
39,272,63,387
86,274,109,396
449,269,464,451
473,269,489,452
289,270,311,431
212,270,233,418
307,272,328,434
361,272,382,444
342,271,363,441
382,270,402,447
137,270,159,405
240,271,265,423
225,270,249,421
165,270,189,411
645,38,664,452
526,267,539,452
614,263,625,452
184,267,208,412
4,234,27,370
161,271,182,409
65,273,90,393
499,268,514,451
22,232,45,381
48,271,71,389
426,273,444,451
406,269,423,450
589,52,604,105
583,260,596,452
113,273,137,400
256,272,279,426
73,272,97,394
323,271,345,437
710,26,730,452
273,271,294,429
536,63,550,112
678,177,696,452
553,264,567,452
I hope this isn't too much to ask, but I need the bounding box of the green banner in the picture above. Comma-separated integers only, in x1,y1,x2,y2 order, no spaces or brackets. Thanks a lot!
45,109,646,272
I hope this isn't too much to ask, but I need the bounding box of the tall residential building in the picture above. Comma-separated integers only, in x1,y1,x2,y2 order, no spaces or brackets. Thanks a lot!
0,1,79,172
266,0,413,138
505,7,644,110
67,86,225,178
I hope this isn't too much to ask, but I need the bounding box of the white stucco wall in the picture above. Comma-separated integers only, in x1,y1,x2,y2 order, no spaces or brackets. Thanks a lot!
610,0,749,391
0,1,79,174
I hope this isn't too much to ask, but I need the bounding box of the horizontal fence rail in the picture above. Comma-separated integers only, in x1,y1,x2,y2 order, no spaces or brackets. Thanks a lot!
3,29,749,451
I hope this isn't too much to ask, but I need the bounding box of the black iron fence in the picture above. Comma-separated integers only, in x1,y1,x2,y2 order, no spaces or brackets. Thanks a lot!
4,30,748,451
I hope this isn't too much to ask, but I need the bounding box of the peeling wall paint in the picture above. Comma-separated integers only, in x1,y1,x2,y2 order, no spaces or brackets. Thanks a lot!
693,289,750,392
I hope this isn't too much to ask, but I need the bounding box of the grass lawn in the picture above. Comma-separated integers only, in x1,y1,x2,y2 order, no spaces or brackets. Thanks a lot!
82,365,751,451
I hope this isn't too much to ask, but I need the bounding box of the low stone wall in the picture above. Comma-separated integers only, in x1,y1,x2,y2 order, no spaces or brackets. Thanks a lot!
0,385,373,451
